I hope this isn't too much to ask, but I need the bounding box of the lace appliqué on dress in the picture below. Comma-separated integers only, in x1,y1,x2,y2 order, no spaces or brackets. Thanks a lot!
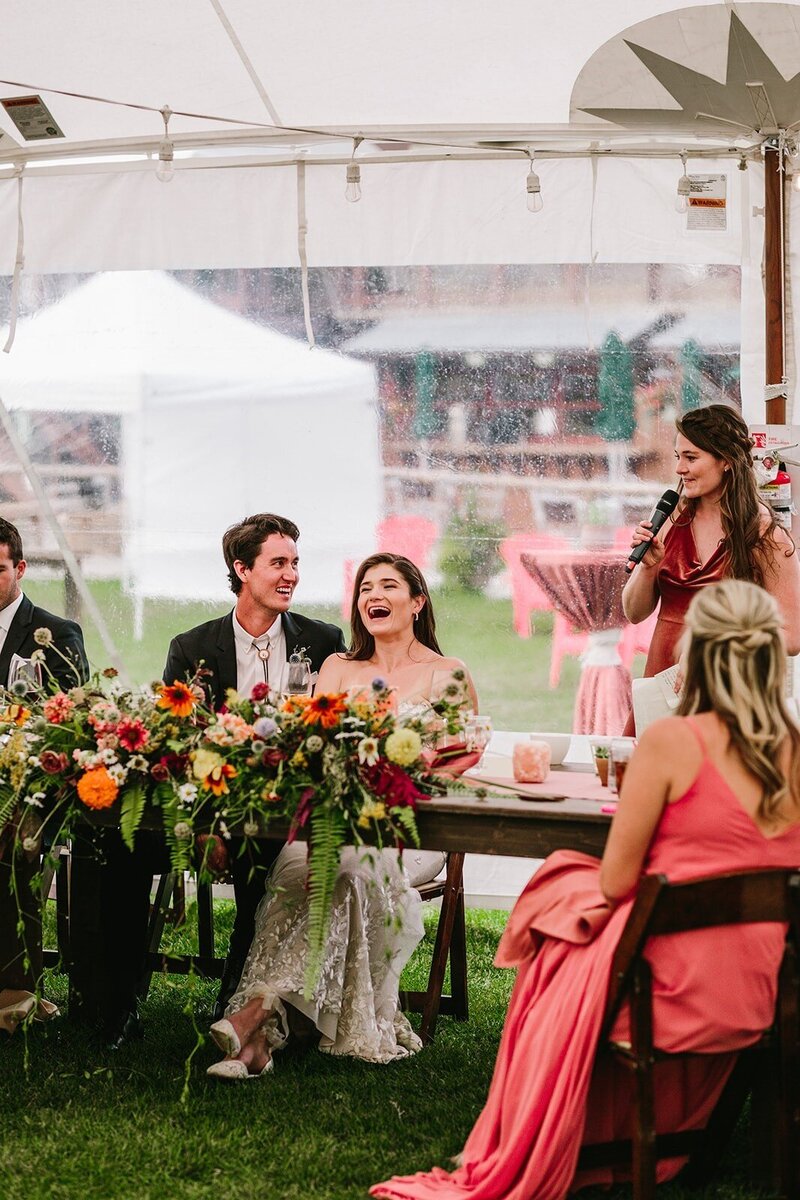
229,843,424,1063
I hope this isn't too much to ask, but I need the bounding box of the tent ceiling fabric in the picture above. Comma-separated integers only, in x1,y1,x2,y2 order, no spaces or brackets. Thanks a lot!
0,0,786,167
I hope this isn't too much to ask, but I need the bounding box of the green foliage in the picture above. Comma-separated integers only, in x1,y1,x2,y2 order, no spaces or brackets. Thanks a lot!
305,802,348,996
595,330,635,442
439,495,505,592
118,781,146,851
680,338,703,412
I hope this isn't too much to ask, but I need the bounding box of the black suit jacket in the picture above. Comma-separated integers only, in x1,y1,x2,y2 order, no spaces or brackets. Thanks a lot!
0,594,89,692
163,609,346,709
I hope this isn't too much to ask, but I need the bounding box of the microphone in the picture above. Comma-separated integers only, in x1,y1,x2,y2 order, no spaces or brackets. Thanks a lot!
624,486,682,573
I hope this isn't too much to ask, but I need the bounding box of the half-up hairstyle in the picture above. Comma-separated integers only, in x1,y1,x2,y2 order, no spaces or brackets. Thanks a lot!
347,553,443,661
678,579,800,822
675,404,790,586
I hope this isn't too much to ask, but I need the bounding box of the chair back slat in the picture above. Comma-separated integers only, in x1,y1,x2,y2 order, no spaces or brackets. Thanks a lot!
647,870,800,936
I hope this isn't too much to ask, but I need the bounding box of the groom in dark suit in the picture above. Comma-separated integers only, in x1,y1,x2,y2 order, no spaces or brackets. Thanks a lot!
92,513,346,1044
163,512,346,1018
0,517,89,1019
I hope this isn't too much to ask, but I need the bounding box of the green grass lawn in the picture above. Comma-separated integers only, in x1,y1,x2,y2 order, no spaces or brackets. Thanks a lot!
1,903,759,1200
23,578,594,731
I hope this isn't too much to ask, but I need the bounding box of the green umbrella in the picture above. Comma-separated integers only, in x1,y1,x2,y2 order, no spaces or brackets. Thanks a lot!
595,331,635,442
680,339,702,412
413,349,437,439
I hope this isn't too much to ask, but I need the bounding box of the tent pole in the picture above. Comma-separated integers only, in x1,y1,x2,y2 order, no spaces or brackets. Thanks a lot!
764,146,786,424
0,392,128,680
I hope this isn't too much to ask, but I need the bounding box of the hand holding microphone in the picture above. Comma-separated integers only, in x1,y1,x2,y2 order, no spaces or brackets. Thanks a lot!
625,485,683,574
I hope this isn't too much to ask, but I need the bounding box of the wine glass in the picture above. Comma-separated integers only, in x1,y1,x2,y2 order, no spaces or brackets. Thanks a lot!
465,714,493,768
7,656,42,694
281,654,312,697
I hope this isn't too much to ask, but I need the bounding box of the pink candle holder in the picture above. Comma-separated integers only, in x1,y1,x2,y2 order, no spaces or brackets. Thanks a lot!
513,740,551,784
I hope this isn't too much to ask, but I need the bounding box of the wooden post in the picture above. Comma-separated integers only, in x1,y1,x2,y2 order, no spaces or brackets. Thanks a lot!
764,146,786,425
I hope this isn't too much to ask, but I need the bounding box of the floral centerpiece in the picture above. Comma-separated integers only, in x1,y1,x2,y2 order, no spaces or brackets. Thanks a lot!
0,636,473,994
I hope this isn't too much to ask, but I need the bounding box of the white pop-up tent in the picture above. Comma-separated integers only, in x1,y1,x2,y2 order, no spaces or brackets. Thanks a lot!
0,271,380,606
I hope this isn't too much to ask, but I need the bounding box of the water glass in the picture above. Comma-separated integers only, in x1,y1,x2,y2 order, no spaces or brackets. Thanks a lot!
281,657,312,696
610,737,636,795
465,715,493,767
7,656,42,694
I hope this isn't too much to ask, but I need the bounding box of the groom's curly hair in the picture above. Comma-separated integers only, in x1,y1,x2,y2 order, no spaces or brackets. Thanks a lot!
222,513,300,595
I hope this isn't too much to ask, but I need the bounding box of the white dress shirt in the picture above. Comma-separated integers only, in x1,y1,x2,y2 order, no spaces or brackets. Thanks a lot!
232,610,286,699
0,591,25,658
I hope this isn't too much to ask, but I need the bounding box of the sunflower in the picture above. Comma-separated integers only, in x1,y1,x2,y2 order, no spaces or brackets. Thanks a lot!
157,681,196,718
300,692,347,729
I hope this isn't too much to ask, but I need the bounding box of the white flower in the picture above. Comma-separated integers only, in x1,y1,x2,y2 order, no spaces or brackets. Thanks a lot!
305,735,324,754
27,755,41,767
29,649,46,665
177,782,198,807
218,820,231,841
128,754,149,772
173,821,192,840
33,627,53,647
23,794,43,808
357,736,380,766
22,836,39,852
243,819,259,837
99,747,119,765
107,763,127,784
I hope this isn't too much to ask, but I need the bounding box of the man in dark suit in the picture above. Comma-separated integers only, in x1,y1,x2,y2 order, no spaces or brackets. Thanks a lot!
0,517,89,1025
163,512,346,1019
93,513,346,1044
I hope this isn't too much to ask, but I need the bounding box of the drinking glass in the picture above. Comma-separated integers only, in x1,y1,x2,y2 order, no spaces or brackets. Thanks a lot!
7,656,42,694
610,737,636,795
281,655,312,696
465,715,493,768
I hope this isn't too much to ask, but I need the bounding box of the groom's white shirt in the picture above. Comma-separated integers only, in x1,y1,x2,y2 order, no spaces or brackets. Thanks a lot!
232,610,286,698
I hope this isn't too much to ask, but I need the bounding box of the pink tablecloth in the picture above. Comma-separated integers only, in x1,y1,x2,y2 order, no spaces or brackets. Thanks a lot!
521,549,632,736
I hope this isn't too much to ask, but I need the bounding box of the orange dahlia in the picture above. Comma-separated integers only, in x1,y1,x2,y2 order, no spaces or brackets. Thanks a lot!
157,681,196,718
77,766,119,810
300,692,347,729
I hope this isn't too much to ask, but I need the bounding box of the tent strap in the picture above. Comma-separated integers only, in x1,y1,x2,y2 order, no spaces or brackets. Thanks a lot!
296,162,316,349
3,166,25,355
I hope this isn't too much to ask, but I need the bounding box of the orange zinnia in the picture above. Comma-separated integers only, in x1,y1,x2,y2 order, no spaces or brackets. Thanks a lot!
301,692,347,729
204,763,237,796
77,766,119,810
157,681,196,718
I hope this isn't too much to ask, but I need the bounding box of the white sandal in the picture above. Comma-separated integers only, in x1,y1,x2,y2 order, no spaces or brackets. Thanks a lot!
208,1018,241,1057
206,1057,273,1082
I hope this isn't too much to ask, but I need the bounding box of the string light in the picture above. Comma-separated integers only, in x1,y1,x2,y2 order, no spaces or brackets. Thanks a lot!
526,151,543,213
345,137,363,203
156,105,174,183
675,151,690,214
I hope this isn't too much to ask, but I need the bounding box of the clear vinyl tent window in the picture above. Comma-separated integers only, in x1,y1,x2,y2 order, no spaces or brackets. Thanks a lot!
0,264,741,731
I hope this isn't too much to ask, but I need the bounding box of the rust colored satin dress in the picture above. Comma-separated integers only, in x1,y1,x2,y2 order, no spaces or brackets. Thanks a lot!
622,516,728,734
642,516,728,678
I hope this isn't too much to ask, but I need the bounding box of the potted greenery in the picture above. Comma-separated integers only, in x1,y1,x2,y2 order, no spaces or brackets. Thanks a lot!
593,744,610,787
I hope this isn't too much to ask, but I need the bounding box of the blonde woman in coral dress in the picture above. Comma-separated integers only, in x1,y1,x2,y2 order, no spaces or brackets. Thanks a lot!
371,578,800,1200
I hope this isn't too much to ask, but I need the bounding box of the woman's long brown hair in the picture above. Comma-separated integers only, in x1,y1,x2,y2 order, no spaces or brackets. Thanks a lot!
347,553,443,661
675,404,791,585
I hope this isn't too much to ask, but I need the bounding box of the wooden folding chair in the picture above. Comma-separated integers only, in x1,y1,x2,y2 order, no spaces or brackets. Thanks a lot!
139,872,224,997
577,868,800,1200
400,850,468,1044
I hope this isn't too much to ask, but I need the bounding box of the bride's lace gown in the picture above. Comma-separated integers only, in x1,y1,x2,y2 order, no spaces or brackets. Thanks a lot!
228,842,425,1063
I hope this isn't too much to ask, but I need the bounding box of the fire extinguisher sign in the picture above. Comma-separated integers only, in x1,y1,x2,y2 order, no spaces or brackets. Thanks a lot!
749,424,798,533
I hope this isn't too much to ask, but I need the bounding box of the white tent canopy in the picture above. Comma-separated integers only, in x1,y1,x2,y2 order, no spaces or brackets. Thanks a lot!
0,271,380,604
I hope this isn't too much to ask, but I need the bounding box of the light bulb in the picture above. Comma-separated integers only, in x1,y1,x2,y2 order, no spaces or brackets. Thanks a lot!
794,171,800,193
345,161,361,203
526,169,543,213
156,138,174,183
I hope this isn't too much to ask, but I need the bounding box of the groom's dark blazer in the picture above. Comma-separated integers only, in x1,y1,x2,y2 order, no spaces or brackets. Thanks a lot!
163,609,346,708
0,595,89,995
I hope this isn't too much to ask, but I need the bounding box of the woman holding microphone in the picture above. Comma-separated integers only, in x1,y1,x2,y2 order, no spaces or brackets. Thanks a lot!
623,405,800,705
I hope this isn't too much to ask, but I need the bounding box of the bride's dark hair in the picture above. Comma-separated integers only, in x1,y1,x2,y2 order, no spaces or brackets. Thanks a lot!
347,553,442,661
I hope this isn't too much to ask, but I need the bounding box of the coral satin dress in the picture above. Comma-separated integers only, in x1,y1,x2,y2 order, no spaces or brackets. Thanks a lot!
371,720,800,1200
642,516,728,678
